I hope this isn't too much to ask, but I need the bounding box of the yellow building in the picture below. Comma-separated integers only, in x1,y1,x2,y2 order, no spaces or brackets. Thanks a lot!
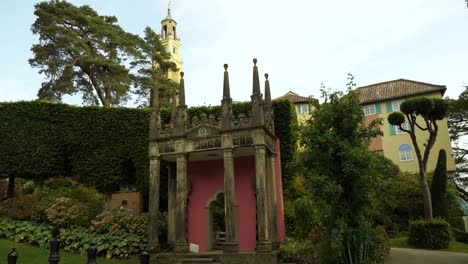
160,4,183,83
275,91,315,123
356,79,456,174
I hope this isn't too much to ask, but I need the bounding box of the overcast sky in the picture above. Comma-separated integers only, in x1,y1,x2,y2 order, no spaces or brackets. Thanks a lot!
0,0,467,107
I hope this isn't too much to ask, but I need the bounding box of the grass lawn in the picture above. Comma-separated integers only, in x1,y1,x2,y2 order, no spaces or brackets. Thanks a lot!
0,240,139,263
391,237,468,254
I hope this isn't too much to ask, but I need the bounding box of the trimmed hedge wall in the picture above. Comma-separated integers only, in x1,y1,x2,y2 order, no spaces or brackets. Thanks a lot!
0,100,297,206
408,218,451,249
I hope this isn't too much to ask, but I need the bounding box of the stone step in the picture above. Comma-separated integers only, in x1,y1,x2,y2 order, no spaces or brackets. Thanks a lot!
181,257,217,263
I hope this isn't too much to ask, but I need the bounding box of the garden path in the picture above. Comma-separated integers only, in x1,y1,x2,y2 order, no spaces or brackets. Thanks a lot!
386,248,468,264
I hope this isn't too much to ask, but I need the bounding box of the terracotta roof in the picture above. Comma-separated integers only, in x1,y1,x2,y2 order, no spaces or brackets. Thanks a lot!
355,79,446,104
274,91,311,103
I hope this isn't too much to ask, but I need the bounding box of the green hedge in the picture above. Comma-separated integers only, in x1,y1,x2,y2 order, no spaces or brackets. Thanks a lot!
408,218,451,249
0,100,297,206
452,228,468,244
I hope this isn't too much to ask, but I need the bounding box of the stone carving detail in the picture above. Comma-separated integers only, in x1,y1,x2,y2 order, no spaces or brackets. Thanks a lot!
194,138,222,150
159,142,176,154
233,134,253,147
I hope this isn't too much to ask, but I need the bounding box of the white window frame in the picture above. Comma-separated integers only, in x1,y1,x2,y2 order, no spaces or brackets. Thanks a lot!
396,122,410,134
299,104,310,115
399,149,413,161
392,100,403,112
363,104,376,116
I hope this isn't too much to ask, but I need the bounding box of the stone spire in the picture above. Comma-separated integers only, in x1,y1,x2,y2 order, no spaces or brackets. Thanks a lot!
251,58,264,126
252,59,262,98
264,73,274,134
221,64,233,130
165,0,174,21
175,71,187,135
223,64,231,100
264,73,271,105
178,72,186,107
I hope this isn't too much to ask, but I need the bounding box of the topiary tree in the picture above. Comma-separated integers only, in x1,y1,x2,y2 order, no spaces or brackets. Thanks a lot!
388,97,448,220
431,149,449,219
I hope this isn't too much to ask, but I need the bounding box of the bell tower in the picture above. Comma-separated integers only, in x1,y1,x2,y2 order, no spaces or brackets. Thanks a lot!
161,1,183,83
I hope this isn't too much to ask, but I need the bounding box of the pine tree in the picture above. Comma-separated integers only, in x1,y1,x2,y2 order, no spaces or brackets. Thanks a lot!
431,149,449,219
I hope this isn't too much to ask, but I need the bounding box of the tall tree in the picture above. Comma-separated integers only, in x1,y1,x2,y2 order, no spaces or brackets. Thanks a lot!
446,87,468,197
431,149,449,219
388,97,448,220
130,27,178,107
29,0,142,107
299,75,390,263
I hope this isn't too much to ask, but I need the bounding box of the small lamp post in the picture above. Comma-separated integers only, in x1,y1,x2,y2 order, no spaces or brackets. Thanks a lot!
8,248,18,264
140,248,150,264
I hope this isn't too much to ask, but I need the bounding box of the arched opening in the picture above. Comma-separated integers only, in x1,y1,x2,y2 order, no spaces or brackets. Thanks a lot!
206,191,225,251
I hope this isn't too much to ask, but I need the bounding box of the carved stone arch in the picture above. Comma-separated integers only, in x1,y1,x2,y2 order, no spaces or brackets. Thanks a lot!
205,190,225,251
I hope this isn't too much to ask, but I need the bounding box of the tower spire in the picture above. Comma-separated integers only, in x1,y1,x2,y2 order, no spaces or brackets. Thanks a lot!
166,0,173,20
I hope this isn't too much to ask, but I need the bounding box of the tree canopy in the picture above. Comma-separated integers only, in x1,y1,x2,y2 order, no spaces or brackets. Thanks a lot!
388,97,448,220
446,87,468,197
298,75,393,263
29,0,172,107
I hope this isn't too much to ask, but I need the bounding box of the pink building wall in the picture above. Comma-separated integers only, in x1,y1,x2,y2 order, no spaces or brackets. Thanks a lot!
186,140,285,252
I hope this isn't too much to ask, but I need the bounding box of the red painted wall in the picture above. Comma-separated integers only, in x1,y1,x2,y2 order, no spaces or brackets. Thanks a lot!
186,141,285,252
187,156,257,252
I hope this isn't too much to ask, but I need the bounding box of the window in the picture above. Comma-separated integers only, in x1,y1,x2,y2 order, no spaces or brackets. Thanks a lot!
399,144,413,161
363,104,376,116
296,104,310,115
396,122,410,134
392,100,403,111
173,47,177,54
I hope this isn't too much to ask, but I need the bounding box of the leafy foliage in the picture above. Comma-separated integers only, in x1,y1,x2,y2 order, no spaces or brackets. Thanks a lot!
278,239,317,264
0,217,146,258
408,218,451,249
446,87,468,196
299,75,391,263
29,1,144,107
45,197,88,227
452,228,468,244
0,195,39,220
90,210,154,237
431,149,449,219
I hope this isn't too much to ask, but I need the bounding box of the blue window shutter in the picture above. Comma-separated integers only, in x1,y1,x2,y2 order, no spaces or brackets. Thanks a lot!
375,103,382,114
390,125,396,135
386,102,393,112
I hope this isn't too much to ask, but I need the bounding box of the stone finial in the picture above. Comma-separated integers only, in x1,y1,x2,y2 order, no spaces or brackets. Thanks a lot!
252,58,261,97
179,71,186,107
223,64,231,100
264,73,271,104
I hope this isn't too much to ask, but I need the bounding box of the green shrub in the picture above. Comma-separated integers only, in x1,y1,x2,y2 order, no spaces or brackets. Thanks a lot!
90,209,148,237
409,218,451,249
278,239,317,264
0,195,39,220
36,179,104,224
448,216,465,231
45,197,88,227
452,228,468,244
0,217,146,258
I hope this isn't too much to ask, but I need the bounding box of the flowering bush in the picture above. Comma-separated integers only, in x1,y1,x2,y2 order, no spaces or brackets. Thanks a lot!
0,195,39,220
90,209,148,237
46,197,88,227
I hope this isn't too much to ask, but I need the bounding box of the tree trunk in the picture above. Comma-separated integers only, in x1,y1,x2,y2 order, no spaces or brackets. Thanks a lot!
7,174,15,199
418,165,433,220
